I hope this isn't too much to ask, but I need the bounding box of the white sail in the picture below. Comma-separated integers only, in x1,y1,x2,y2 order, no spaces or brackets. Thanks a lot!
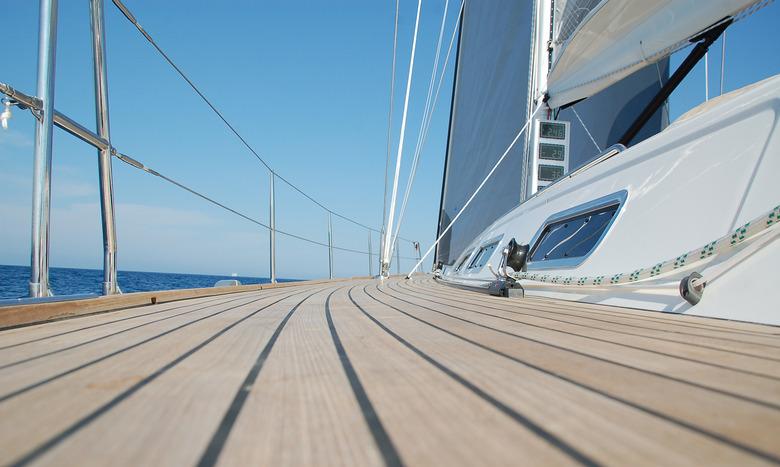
546,0,769,109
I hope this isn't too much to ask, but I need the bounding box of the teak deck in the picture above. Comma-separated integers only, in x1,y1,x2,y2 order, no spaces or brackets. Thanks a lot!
1,276,779,466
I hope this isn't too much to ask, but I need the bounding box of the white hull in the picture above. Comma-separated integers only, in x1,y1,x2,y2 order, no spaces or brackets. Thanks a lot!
441,75,780,325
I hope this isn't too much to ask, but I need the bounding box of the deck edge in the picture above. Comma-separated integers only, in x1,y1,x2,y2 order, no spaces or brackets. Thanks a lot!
0,276,370,331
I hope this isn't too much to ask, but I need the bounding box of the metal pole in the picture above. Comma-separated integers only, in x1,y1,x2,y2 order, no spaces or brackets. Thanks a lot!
29,0,59,298
90,0,119,295
368,230,373,277
269,172,277,283
704,52,709,101
327,212,333,279
378,229,385,279
0,83,109,150
396,245,400,275
720,31,726,96
618,19,730,147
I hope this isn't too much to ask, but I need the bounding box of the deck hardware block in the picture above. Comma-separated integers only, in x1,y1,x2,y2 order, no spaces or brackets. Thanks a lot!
505,239,529,272
488,279,524,298
680,272,705,306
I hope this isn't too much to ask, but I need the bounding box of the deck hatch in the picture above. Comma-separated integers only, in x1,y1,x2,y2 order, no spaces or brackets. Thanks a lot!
527,190,626,269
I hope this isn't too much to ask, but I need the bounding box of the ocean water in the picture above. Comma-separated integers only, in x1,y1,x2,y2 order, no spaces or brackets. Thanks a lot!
0,264,296,300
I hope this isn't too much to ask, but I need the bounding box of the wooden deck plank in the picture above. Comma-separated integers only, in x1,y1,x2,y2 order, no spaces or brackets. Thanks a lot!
392,281,780,390
212,286,386,467
0,276,778,466
418,278,780,346
0,293,273,397
417,278,780,336
0,292,243,350
330,285,580,467
368,282,780,461
353,284,774,466
398,280,780,378
0,287,317,464
0,291,270,367
16,287,325,467
409,279,780,358
0,277,353,331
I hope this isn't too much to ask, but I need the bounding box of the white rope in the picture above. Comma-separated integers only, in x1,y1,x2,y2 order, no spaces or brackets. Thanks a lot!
390,0,461,260
407,105,545,277
381,0,400,245
382,0,423,273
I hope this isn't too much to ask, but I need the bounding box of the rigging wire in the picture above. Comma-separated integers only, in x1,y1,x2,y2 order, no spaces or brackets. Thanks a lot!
408,105,545,277
112,151,417,259
381,0,401,247
110,0,413,242
389,1,463,259
571,106,601,153
381,0,424,272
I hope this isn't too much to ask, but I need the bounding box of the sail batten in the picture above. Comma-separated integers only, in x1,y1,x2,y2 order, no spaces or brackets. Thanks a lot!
546,0,771,109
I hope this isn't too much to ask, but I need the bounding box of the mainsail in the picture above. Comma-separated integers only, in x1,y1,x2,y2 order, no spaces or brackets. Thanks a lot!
546,0,768,108
435,0,535,265
435,0,668,265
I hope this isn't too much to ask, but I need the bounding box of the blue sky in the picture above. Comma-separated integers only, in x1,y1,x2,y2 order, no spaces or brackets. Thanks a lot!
1,1,778,282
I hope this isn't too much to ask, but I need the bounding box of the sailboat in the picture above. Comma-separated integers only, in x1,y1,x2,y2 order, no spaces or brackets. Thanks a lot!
1,1,779,465
436,0,780,325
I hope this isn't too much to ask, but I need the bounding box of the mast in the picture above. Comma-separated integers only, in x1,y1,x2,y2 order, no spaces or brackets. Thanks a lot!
524,0,553,199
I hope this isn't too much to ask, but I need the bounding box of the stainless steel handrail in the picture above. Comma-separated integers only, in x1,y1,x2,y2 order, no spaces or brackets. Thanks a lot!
90,0,119,295
29,0,57,298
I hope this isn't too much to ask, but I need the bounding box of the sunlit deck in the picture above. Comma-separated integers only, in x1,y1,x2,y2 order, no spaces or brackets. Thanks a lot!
1,276,779,466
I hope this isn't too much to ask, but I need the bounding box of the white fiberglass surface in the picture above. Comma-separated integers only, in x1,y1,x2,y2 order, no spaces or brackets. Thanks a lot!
443,75,780,323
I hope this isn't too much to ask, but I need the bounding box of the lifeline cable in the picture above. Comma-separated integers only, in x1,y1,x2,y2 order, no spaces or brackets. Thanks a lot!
110,0,415,243
113,151,418,260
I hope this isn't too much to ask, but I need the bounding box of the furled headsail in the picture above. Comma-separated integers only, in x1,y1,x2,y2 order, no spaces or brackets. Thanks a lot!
546,0,769,108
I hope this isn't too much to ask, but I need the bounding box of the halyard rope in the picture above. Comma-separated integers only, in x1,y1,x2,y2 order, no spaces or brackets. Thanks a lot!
509,204,780,287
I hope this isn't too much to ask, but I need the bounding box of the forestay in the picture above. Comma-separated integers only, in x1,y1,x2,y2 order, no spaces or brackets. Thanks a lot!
546,0,768,109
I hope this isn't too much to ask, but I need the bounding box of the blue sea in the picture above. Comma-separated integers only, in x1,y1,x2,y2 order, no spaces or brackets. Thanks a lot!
0,264,296,300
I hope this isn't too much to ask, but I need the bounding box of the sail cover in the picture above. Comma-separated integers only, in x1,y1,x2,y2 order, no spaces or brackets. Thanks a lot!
546,0,768,109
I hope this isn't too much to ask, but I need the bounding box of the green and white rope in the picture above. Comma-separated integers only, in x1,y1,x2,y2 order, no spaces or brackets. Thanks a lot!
510,203,780,287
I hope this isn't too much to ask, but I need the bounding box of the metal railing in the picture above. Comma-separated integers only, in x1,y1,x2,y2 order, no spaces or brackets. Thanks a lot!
1,0,421,298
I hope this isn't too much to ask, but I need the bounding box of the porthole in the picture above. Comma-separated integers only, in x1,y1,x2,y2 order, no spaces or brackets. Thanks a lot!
467,241,499,270
527,191,626,269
